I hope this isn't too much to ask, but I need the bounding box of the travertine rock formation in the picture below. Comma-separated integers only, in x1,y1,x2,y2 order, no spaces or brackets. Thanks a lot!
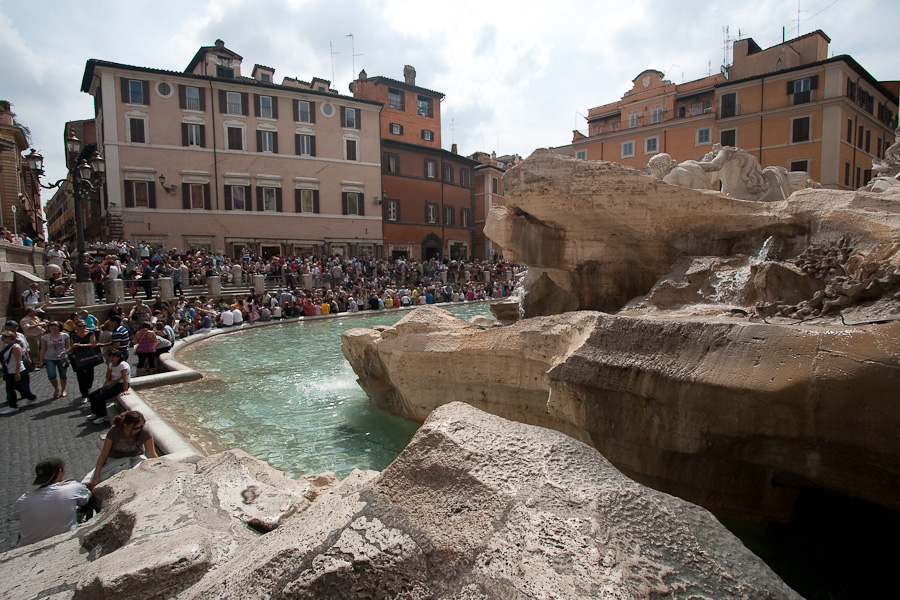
0,450,355,599
485,149,900,318
342,305,900,521
0,403,801,599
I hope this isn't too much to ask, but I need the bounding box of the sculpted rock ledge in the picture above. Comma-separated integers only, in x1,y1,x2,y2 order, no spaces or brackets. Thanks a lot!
342,306,900,521
0,403,801,599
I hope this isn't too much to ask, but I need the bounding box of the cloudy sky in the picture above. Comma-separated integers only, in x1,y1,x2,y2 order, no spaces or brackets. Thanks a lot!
1,0,895,188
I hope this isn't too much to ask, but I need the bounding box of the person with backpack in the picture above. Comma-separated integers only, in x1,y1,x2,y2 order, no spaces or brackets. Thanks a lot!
1,331,37,414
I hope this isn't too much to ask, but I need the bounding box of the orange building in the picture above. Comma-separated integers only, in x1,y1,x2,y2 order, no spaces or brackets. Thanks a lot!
351,67,479,260
0,102,43,241
564,31,898,190
470,151,521,260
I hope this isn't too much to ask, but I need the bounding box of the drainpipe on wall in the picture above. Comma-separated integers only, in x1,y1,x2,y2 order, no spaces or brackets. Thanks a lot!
208,80,220,211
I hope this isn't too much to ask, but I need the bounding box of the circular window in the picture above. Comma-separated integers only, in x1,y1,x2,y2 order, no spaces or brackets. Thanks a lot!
156,82,173,98
321,103,334,117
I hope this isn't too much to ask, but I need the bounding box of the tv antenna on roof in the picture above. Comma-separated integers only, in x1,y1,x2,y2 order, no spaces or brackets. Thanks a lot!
347,33,364,80
329,41,341,87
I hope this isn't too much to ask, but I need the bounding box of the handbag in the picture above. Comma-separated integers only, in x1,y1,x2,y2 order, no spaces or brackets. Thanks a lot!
71,347,104,370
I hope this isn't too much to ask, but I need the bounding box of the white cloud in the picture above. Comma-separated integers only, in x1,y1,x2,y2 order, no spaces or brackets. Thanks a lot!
0,0,894,215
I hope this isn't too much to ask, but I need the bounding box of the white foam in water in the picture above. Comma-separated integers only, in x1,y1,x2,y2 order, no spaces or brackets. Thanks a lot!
143,303,495,478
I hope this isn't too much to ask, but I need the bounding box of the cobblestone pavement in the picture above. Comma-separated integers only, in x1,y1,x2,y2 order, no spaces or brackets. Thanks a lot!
0,354,138,552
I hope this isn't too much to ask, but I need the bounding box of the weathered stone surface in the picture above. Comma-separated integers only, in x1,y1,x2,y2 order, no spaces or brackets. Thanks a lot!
486,149,900,317
182,403,800,599
342,306,900,521
0,450,352,600
0,405,799,599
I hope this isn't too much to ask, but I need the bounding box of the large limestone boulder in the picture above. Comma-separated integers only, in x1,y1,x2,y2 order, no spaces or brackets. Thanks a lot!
182,402,801,599
486,149,900,317
342,306,900,521
0,450,358,600
0,404,800,599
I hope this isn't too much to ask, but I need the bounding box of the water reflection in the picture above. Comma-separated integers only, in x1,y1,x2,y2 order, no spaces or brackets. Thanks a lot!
142,304,493,478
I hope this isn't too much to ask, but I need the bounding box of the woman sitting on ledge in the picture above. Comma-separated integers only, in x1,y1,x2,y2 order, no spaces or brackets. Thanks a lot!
82,410,157,491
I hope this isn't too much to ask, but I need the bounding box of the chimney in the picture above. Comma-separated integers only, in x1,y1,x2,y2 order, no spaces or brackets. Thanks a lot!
403,65,416,86
215,39,225,48
451,143,458,154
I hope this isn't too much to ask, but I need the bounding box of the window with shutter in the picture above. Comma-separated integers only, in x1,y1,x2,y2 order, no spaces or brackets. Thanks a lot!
129,118,146,144
792,117,811,143
226,92,242,115
227,127,243,150
345,139,358,161
190,184,205,209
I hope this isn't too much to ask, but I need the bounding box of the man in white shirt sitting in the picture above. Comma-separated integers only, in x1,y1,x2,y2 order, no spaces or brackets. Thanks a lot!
12,457,90,547
218,307,234,327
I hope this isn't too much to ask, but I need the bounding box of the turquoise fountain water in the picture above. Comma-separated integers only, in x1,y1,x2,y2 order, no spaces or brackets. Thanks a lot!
141,303,493,478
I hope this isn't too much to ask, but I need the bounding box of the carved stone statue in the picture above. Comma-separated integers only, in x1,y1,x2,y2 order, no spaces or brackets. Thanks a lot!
647,152,723,190
863,126,899,192
647,145,806,202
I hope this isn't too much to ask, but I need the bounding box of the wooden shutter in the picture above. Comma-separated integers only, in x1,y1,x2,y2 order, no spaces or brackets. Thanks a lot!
356,108,361,129
395,199,401,221
275,188,283,212
256,130,263,153
198,88,206,111
309,102,316,123
271,96,279,119
241,92,249,116
340,106,346,127
293,99,299,121
424,203,429,222
178,85,187,109
272,132,278,154
142,81,150,105
245,186,252,211
294,188,303,212
224,186,232,210
182,184,190,209
313,190,319,213
181,123,189,146
148,181,156,209
295,134,302,155
786,80,794,94
124,181,135,207
203,184,211,210
310,136,316,157
254,94,261,117
358,193,364,216
256,186,263,212
341,192,348,215
199,125,206,148
219,89,227,113
120,77,129,102
810,75,819,90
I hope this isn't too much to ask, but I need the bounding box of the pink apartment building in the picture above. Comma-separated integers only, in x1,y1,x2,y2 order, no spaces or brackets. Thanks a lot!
79,40,384,258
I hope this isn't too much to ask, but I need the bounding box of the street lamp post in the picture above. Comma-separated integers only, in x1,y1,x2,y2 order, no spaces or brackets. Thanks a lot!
25,130,106,306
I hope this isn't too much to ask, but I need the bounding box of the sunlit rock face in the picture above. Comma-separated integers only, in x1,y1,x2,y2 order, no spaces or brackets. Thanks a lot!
344,150,900,522
485,149,900,318
0,405,800,599
343,307,900,521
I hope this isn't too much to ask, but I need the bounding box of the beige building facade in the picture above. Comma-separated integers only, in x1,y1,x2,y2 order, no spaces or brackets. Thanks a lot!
80,40,384,258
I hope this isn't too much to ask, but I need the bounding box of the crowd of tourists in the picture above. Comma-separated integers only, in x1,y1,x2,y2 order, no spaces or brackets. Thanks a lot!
3,238,523,547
